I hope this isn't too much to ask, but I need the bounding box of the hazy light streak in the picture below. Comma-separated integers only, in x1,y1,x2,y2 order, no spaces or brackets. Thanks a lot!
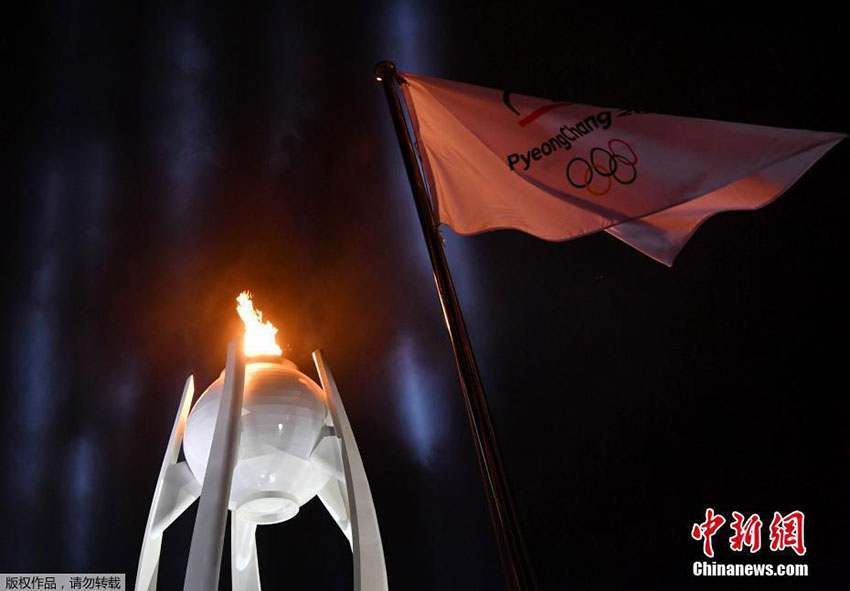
385,0,482,309
13,166,64,501
156,22,216,223
80,142,110,281
64,435,98,568
394,335,444,464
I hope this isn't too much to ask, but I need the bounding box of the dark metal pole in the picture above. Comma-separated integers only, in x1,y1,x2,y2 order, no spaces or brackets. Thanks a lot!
374,60,535,591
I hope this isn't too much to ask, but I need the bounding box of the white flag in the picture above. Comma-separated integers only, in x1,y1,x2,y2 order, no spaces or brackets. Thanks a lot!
400,72,844,265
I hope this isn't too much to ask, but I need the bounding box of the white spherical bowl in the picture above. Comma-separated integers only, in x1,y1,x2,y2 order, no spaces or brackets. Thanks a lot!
183,360,331,524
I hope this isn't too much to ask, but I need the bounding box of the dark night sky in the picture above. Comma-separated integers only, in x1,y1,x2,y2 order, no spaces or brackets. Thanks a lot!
4,2,849,589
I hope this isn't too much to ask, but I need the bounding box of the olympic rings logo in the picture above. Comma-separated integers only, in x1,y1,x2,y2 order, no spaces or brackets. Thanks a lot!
566,138,638,196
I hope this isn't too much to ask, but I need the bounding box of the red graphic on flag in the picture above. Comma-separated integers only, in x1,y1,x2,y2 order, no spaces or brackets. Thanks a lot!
769,511,806,556
691,508,726,558
729,511,763,553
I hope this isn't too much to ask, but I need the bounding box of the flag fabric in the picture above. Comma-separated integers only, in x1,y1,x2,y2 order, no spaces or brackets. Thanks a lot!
399,72,844,265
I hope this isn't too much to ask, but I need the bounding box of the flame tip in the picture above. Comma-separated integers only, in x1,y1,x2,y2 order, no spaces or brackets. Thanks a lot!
235,292,283,357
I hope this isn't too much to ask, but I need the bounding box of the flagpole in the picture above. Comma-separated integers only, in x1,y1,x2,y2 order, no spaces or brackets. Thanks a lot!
375,60,535,591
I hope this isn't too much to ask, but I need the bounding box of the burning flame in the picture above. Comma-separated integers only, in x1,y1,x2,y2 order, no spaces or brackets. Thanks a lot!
236,291,283,357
